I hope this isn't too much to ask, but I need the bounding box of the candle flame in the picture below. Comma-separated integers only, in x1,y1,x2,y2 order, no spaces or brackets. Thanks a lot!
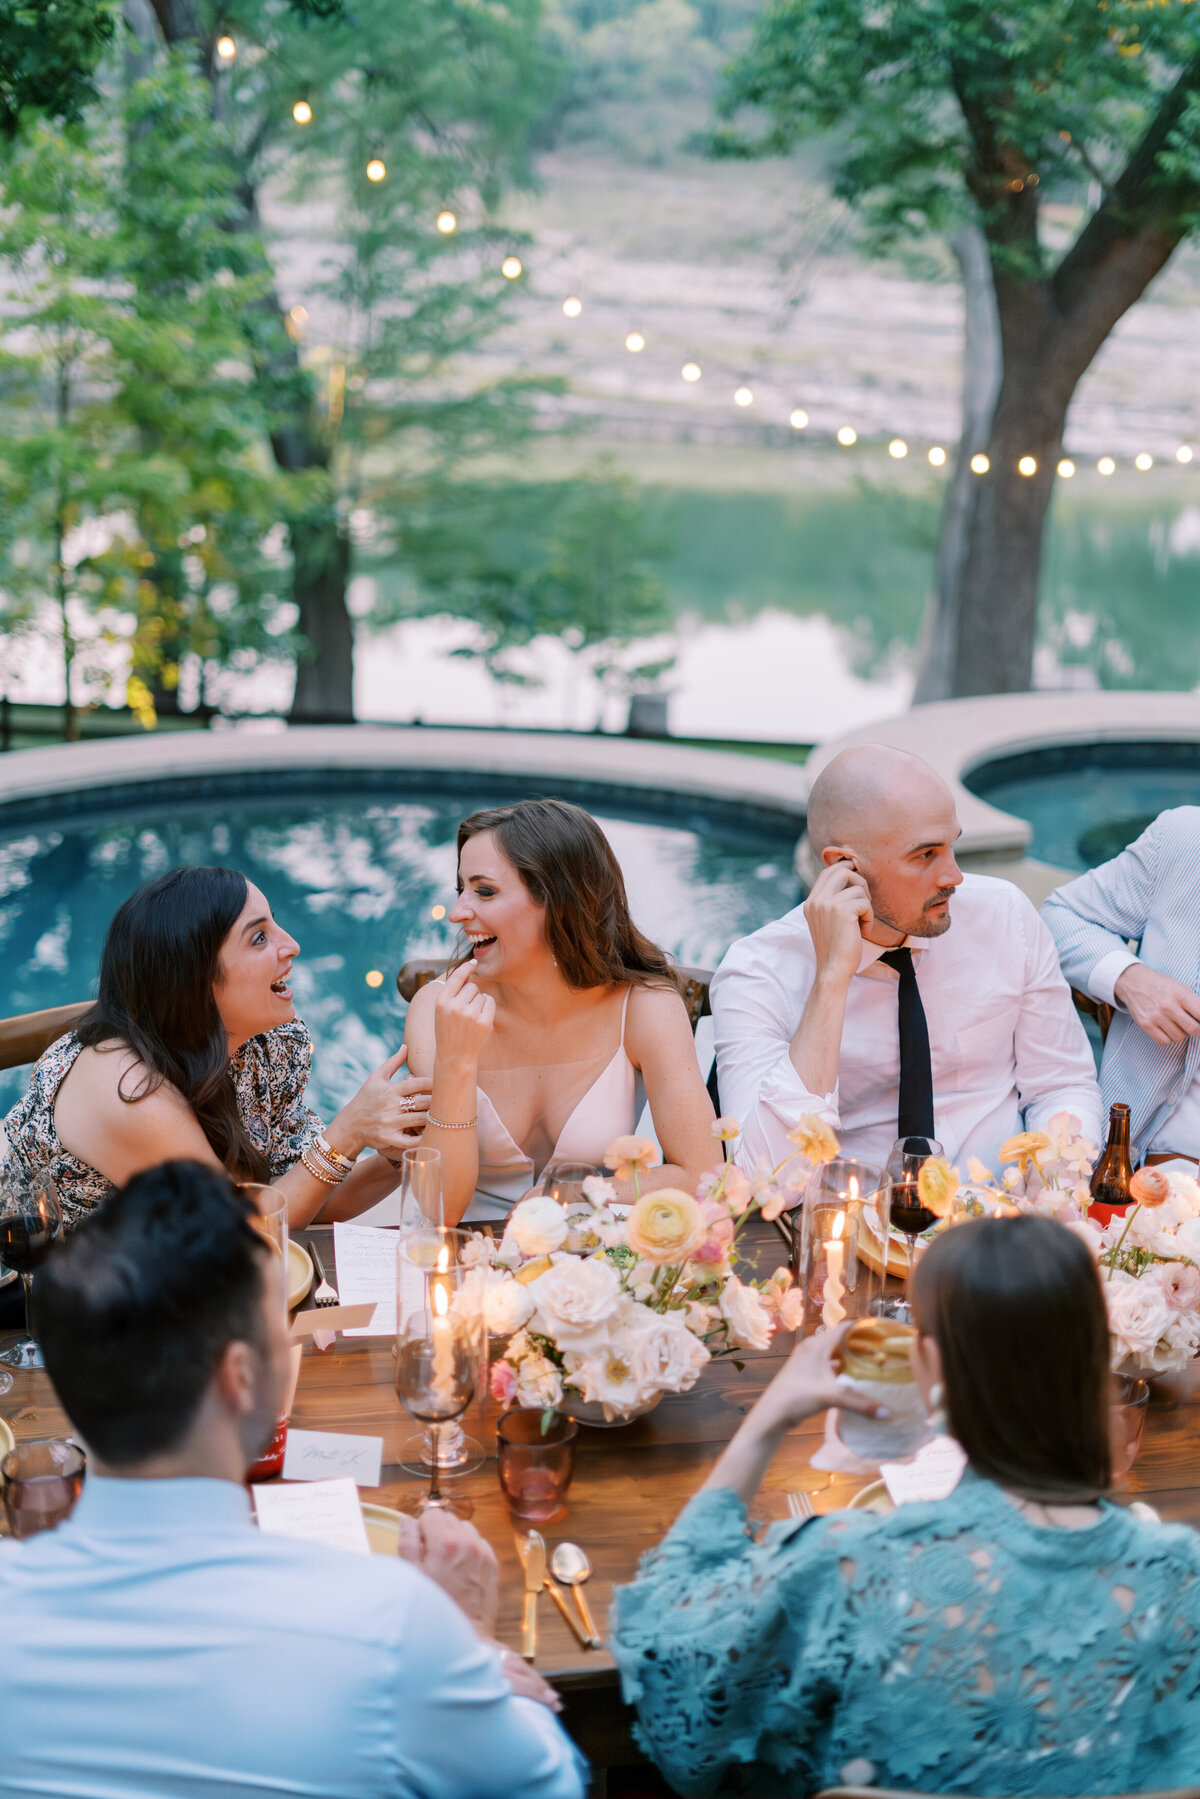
833,1211,845,1240
848,1177,858,1200
433,1283,448,1318
436,1245,449,1272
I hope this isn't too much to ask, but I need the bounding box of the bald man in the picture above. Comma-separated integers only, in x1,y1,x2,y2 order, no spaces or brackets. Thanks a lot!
710,746,1101,1179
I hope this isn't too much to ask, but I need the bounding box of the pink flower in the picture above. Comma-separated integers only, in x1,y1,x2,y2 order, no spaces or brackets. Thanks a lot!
1130,1168,1172,1209
722,1164,752,1216
489,1359,518,1405
1161,1263,1200,1312
776,1287,805,1332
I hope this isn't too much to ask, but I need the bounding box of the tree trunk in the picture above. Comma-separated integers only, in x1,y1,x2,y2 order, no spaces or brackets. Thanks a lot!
944,341,1074,696
913,222,1000,703
289,514,355,721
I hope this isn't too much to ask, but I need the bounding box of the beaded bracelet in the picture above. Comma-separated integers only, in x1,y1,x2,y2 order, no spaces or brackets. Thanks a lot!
301,1145,345,1186
427,1115,478,1131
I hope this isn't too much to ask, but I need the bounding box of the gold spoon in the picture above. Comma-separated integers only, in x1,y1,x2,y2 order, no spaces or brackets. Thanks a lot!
550,1541,601,1648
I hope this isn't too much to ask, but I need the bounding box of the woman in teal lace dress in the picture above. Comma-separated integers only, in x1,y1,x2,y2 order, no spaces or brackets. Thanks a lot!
612,1216,1200,1797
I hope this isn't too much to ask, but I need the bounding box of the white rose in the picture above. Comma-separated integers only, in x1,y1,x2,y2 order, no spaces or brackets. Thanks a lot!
483,1278,536,1336
449,1265,503,1327
1174,1216,1200,1261
508,1195,570,1258
567,1338,650,1418
1106,1274,1172,1363
626,1311,710,1395
719,1274,774,1352
1169,1173,1200,1217
527,1255,622,1353
582,1175,619,1208
514,1353,563,1409
460,1235,498,1268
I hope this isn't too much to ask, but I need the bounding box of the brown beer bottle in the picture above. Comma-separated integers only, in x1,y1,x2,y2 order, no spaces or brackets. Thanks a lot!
1089,1102,1134,1220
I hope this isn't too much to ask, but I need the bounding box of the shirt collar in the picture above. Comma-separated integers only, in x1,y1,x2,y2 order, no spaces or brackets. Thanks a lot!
856,933,933,976
69,1474,253,1536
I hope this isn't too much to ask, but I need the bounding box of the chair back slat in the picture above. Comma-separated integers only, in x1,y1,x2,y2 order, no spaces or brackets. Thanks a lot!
1071,985,1114,1043
0,1001,92,1073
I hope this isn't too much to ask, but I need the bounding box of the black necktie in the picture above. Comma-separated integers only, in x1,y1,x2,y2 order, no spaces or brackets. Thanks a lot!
879,947,935,1141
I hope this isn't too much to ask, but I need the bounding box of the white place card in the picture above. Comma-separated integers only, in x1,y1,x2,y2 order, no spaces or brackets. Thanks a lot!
289,1303,379,1339
880,1433,967,1506
332,1222,398,1336
253,1476,370,1554
282,1428,384,1487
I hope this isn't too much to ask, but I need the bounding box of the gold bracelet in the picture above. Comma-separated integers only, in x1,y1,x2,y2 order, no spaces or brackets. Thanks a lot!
427,1115,477,1131
315,1131,356,1173
301,1146,344,1186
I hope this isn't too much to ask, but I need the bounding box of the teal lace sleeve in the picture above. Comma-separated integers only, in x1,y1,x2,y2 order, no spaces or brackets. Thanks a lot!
610,1475,1200,1799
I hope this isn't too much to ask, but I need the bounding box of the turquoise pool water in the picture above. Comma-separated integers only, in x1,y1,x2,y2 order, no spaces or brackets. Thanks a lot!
0,769,799,1117
964,742,1200,872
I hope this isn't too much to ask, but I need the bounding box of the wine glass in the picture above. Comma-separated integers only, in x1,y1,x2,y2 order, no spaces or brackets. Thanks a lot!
884,1135,944,1318
538,1162,604,1209
0,1169,63,1372
399,1146,443,1232
395,1229,480,1518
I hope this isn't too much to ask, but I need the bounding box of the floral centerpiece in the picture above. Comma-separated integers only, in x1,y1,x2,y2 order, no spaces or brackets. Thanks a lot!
914,1115,1200,1376
457,1121,815,1422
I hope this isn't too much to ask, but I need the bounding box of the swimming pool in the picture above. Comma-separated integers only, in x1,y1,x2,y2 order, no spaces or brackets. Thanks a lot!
0,768,799,1117
963,740,1200,873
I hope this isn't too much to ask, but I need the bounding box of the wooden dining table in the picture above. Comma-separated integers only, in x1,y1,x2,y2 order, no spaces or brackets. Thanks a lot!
5,1218,1200,1785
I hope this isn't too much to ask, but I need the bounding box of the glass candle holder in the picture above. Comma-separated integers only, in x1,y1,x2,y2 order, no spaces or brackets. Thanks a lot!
794,1159,888,1334
496,1409,577,1523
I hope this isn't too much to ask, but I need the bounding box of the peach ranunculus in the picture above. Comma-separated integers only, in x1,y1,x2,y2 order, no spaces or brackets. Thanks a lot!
787,1115,840,1165
711,1116,741,1142
917,1155,959,1218
626,1188,706,1265
604,1134,662,1183
1130,1167,1172,1209
999,1130,1051,1172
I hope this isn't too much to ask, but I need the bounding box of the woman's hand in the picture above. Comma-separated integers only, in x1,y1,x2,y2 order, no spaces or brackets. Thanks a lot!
753,1323,885,1434
327,1045,434,1159
434,961,496,1069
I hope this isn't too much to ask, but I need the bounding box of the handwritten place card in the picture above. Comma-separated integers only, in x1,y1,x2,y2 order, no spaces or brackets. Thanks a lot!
282,1428,384,1488
289,1303,378,1339
332,1222,399,1337
880,1433,968,1507
253,1476,370,1555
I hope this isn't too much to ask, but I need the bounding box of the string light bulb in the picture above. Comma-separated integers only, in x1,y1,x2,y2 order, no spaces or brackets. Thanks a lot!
1018,455,1037,476
970,453,990,474
364,970,384,988
789,409,808,430
888,439,908,459
837,425,857,446
562,296,582,317
431,905,446,920
366,158,386,182
216,35,236,59
626,332,646,353
1057,458,1075,478
928,445,947,467
681,363,701,382
1098,456,1116,475
292,100,312,124
437,210,456,233
734,386,754,407
1135,452,1153,471
501,256,522,279
1176,445,1193,464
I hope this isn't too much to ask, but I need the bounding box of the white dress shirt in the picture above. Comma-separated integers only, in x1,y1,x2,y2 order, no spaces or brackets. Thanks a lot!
0,1475,585,1799
711,872,1102,1179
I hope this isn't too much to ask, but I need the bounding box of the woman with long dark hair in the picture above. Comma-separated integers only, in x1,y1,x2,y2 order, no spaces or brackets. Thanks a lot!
613,1215,1200,1796
404,798,716,1222
2,866,430,1228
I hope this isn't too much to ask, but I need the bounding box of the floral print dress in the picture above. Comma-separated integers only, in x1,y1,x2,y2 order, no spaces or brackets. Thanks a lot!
0,1021,324,1228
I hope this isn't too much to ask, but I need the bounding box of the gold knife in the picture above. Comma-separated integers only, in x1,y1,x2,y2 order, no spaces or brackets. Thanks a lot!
520,1531,546,1662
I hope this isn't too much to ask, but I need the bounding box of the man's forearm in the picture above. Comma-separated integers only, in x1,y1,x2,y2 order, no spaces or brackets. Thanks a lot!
788,973,851,1097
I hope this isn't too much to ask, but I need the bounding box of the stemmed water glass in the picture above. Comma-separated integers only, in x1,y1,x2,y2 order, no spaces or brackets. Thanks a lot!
395,1229,481,1518
0,1169,64,1374
538,1162,604,1209
884,1135,944,1318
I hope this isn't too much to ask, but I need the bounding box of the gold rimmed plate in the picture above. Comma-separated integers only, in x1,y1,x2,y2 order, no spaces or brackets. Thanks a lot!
287,1240,313,1312
0,1416,15,1458
847,1478,893,1516
857,1185,1018,1279
362,1501,403,1556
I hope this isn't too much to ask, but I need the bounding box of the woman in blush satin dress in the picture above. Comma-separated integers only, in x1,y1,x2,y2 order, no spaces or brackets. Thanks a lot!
403,799,716,1224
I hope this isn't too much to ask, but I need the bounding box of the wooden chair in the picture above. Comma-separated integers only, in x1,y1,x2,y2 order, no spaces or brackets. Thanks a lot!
1072,985,1114,1044
819,1789,1200,1799
0,1001,91,1073
397,959,714,1033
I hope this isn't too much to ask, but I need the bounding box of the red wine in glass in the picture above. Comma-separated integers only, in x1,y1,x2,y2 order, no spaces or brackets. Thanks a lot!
0,1209,62,1274
889,1182,938,1241
0,1174,64,1372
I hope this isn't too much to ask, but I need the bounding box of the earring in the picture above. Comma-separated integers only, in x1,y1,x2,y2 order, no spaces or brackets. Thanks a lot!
927,1381,947,1432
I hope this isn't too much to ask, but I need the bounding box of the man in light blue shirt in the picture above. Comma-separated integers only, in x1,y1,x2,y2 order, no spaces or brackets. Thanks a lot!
0,1160,585,1799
